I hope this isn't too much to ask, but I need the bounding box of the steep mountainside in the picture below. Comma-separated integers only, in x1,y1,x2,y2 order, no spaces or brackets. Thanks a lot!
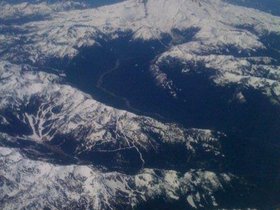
1,0,280,209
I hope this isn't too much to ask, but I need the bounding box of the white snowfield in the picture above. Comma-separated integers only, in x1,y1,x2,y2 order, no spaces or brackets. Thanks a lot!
0,0,280,209
0,146,233,210
0,61,225,209
0,61,223,158
1,0,280,99
2,0,280,59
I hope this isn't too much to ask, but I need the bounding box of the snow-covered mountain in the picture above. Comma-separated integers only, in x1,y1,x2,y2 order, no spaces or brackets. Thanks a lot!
0,59,230,209
1,144,235,209
1,0,280,209
1,0,280,99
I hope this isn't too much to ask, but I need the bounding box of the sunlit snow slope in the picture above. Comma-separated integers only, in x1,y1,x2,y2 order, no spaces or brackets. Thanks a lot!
1,0,280,209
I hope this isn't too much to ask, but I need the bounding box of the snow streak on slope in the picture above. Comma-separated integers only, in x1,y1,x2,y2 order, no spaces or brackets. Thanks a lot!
0,146,234,210
1,0,280,100
1,0,280,60
0,61,231,209
0,0,280,209
0,61,222,158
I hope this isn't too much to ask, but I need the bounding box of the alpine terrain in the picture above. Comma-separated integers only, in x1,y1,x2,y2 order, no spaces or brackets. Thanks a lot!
0,0,280,209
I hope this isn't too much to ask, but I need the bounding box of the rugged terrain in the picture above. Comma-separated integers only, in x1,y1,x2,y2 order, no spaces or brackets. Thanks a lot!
1,0,280,209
